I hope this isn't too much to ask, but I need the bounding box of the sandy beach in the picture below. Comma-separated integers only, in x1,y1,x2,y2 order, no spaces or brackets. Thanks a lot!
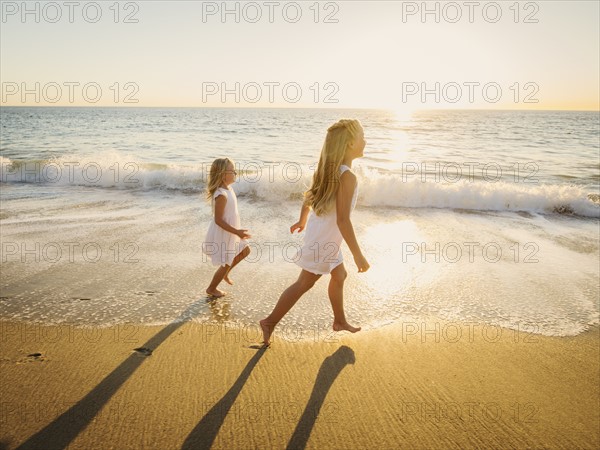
0,317,598,450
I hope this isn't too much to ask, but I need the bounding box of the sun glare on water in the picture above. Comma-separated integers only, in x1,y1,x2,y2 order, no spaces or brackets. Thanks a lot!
361,220,441,298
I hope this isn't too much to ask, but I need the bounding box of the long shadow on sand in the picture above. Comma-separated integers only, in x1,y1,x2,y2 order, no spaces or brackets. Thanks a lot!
16,297,218,450
180,345,268,450
286,345,355,450
181,345,355,450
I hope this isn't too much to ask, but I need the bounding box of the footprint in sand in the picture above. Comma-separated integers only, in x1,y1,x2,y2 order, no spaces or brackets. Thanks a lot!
135,291,158,296
16,353,47,364
132,347,153,357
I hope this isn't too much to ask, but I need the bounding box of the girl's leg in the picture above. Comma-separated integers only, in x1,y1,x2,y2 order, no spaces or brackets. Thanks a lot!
223,246,251,285
206,265,229,297
328,264,361,333
260,269,321,344
206,246,251,295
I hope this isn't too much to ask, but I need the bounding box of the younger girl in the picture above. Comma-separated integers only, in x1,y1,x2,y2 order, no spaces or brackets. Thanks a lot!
260,119,370,345
202,158,251,298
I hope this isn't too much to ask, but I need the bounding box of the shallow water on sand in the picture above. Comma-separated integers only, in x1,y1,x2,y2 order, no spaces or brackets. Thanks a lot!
1,108,598,337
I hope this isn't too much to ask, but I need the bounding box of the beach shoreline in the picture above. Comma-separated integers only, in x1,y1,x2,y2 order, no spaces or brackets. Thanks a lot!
0,319,598,449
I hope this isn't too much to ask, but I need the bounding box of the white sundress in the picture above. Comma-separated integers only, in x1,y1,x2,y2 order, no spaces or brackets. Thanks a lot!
202,186,248,267
295,165,359,275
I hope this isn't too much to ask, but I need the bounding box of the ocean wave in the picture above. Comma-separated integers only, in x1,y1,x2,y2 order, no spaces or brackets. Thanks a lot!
1,154,599,218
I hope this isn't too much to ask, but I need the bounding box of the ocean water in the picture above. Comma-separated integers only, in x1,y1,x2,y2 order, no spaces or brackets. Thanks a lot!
1,107,599,338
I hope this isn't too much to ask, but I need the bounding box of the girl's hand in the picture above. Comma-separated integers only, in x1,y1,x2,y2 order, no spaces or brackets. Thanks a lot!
290,222,306,234
354,253,370,273
236,229,251,239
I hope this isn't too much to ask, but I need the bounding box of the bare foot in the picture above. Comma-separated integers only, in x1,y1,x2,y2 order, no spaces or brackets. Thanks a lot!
206,288,226,298
259,319,275,346
333,322,361,333
223,274,233,285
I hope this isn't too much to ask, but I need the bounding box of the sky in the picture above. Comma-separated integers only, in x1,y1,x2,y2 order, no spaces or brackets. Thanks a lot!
1,0,599,110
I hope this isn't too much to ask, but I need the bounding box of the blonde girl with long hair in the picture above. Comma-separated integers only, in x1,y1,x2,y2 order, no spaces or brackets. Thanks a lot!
260,119,370,345
202,158,251,298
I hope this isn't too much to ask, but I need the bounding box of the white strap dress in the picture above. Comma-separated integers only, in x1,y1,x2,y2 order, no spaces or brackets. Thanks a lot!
295,165,358,275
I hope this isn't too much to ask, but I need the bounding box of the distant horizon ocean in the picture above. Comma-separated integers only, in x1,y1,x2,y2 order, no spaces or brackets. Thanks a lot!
1,106,598,338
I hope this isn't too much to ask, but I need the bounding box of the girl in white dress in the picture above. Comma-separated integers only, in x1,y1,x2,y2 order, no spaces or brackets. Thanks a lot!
202,158,251,298
260,119,370,345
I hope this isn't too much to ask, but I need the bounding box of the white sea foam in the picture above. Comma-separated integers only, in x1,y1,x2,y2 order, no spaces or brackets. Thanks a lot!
2,154,598,217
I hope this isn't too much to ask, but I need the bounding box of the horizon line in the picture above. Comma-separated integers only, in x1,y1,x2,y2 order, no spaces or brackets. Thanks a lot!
1,105,599,113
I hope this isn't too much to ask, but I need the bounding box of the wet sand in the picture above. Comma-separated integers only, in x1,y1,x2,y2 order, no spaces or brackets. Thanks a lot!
0,319,598,449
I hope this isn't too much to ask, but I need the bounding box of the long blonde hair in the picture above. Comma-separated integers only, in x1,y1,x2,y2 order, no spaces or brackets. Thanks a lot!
205,157,233,202
304,119,362,216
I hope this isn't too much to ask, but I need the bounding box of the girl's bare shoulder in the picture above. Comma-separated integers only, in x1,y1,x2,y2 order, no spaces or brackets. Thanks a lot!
340,169,357,184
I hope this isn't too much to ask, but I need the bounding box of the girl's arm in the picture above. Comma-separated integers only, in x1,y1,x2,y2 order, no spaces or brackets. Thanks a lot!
214,195,251,239
336,171,370,272
290,202,310,233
